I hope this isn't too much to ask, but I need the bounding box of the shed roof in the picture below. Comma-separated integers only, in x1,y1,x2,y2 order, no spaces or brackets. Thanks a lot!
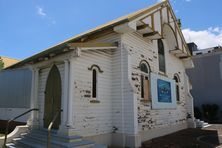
0,56,20,69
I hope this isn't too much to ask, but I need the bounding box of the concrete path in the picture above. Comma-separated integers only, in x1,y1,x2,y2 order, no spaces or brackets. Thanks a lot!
142,124,222,148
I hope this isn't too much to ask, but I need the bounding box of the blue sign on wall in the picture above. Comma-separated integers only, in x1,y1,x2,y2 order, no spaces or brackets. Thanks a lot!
157,79,172,103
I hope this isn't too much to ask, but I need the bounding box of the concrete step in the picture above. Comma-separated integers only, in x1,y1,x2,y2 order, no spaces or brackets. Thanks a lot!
6,142,16,148
20,132,28,137
21,134,94,148
203,124,211,128
6,129,97,148
30,129,82,142
195,118,211,128
195,119,200,122
17,138,45,148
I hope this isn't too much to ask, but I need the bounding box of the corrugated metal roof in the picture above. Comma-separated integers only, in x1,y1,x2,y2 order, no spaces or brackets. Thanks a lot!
0,56,20,69
8,1,168,69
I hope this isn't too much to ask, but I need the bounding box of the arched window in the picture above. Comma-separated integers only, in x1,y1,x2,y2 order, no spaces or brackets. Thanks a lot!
158,39,166,73
92,69,97,98
88,65,103,99
140,61,151,101
174,74,180,101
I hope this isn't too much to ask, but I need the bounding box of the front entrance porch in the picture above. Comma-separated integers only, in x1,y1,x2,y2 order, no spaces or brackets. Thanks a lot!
30,60,73,135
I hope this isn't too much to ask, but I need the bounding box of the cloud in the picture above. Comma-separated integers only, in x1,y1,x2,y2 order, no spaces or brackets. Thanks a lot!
184,0,191,2
36,6,46,17
182,27,222,49
36,6,56,25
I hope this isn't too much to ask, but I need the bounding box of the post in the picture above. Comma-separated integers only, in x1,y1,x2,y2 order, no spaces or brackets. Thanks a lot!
62,60,69,126
33,68,39,127
29,67,36,126
47,130,51,148
67,58,74,127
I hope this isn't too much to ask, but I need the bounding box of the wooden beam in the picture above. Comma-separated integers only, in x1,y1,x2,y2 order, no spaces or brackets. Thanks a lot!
68,42,118,49
151,14,155,30
80,46,117,50
179,56,190,59
137,24,149,30
167,6,170,24
143,31,158,38
160,9,163,36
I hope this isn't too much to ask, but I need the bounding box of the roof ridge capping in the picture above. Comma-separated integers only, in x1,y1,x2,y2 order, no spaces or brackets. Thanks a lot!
8,0,180,69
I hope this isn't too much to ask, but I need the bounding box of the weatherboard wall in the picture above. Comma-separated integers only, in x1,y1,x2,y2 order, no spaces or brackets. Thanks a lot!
70,33,131,138
121,32,189,137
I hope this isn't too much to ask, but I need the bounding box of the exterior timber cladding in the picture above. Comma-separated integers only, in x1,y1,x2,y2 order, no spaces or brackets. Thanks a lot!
70,32,192,141
7,0,194,147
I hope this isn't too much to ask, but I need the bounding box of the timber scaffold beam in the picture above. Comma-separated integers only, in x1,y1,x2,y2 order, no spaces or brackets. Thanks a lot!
132,2,190,58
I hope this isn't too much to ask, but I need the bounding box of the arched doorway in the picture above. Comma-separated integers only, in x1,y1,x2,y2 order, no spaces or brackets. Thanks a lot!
44,65,62,129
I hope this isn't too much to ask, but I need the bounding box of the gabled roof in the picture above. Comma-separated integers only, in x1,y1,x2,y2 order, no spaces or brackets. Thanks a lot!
8,0,188,69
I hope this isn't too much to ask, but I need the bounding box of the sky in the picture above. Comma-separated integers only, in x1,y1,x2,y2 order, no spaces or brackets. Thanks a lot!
0,0,221,60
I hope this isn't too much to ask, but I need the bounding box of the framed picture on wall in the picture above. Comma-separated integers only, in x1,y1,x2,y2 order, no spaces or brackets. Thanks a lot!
157,79,172,103
151,73,176,109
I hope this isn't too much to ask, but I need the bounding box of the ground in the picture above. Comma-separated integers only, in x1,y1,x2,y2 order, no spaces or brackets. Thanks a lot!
142,124,222,148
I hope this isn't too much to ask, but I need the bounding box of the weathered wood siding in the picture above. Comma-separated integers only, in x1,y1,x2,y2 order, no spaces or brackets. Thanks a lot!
71,33,130,136
72,50,113,136
37,64,65,127
121,32,188,131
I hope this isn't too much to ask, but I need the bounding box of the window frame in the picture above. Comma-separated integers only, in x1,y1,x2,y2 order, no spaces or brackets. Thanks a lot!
158,39,166,73
173,74,180,102
140,61,151,101
92,68,97,99
88,64,103,103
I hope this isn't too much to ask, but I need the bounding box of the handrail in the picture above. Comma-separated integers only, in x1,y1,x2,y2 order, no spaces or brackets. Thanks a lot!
47,110,61,148
3,108,39,147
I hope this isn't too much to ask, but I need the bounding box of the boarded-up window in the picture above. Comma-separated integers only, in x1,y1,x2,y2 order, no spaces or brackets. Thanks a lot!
140,62,151,101
158,39,166,73
144,76,150,100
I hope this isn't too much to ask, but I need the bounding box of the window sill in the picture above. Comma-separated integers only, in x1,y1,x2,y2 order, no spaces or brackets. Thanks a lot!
140,99,151,103
158,72,167,77
90,99,100,103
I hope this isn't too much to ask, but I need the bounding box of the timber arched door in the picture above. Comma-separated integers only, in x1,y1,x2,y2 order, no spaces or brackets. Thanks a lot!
44,65,62,129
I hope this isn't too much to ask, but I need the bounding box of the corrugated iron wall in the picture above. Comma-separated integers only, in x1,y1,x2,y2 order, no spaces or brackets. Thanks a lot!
0,68,32,108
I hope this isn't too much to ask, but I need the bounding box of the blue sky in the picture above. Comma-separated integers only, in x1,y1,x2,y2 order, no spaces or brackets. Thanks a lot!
0,0,221,60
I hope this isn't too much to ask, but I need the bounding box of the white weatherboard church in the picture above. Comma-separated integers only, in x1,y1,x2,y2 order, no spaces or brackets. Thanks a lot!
4,0,195,147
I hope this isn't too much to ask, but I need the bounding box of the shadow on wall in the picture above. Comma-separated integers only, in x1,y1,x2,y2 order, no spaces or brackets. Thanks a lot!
194,104,221,123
